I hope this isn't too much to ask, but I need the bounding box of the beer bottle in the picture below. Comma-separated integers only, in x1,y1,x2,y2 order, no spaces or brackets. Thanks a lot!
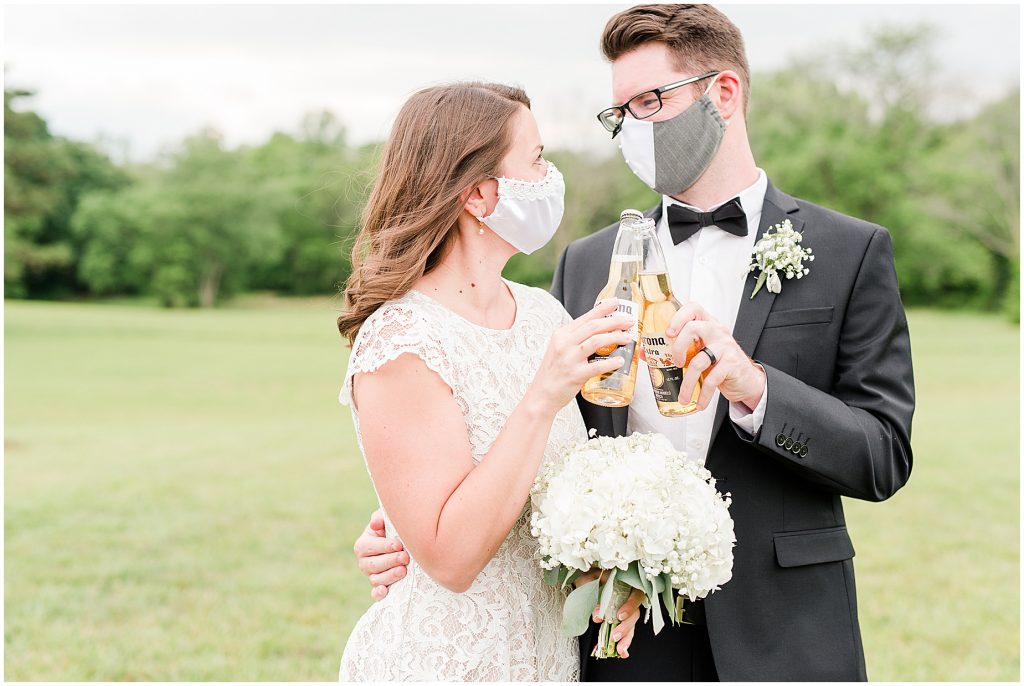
637,220,705,416
581,210,646,407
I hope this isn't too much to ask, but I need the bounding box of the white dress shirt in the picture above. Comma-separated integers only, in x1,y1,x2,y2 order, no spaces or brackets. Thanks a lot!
626,169,769,464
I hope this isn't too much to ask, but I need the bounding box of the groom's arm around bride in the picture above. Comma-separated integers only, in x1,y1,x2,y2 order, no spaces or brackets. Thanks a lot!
353,4,915,682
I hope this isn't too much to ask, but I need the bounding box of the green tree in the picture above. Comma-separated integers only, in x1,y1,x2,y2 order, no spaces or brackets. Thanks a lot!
73,129,286,307
70,187,151,295
245,112,374,295
923,90,1019,315
4,86,127,298
150,129,287,306
748,26,1014,311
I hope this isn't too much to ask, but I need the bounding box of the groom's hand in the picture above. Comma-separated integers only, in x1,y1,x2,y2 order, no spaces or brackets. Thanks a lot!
666,301,766,413
354,509,409,601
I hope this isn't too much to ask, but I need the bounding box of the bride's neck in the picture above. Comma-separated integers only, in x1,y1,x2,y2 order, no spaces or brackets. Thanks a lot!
415,234,515,320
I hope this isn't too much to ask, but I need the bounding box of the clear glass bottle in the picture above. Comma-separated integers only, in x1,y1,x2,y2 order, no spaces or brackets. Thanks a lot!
581,210,646,407
637,221,704,416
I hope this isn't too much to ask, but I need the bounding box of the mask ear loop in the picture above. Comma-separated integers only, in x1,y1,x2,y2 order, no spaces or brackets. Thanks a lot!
702,74,720,96
702,73,730,128
475,170,502,229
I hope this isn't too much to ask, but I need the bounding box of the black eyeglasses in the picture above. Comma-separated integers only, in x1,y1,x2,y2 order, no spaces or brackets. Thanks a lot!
596,71,720,137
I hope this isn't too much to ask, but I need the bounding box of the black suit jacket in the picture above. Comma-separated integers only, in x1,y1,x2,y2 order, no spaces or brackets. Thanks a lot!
550,181,915,681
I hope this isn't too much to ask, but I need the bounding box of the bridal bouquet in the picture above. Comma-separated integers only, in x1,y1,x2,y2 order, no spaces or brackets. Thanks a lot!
530,432,735,659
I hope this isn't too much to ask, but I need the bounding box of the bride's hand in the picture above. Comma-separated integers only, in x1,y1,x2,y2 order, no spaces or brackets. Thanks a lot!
597,586,644,659
529,300,633,415
573,569,646,659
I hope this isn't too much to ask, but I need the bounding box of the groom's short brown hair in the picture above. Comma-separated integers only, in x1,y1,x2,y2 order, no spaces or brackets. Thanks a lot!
601,4,751,116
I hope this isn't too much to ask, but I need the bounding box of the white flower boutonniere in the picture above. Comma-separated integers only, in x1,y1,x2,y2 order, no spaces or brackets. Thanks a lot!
748,219,814,299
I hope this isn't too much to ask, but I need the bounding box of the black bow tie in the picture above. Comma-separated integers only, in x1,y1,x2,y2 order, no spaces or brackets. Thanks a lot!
667,197,747,245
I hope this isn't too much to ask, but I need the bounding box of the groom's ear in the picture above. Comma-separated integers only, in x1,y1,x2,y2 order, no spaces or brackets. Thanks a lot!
713,70,743,124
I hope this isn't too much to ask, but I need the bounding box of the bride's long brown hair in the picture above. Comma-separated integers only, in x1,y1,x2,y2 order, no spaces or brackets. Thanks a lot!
337,82,531,344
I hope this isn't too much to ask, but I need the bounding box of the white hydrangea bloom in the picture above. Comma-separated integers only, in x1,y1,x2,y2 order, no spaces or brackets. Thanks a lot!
530,432,735,602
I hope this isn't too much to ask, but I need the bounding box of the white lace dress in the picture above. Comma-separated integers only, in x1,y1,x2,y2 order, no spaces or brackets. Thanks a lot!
337,279,586,681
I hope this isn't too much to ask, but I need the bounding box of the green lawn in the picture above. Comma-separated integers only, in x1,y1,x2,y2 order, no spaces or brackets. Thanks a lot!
4,299,1019,680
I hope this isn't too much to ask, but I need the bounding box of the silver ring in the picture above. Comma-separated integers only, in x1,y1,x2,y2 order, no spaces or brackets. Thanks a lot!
699,346,717,366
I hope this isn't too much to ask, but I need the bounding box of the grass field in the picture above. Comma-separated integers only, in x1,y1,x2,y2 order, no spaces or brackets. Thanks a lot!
4,297,1019,680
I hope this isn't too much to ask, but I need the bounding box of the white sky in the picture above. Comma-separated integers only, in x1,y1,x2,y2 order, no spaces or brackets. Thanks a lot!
4,3,1020,162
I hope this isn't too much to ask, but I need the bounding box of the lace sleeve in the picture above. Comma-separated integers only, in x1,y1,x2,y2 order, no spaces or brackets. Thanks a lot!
339,303,454,407
557,300,573,327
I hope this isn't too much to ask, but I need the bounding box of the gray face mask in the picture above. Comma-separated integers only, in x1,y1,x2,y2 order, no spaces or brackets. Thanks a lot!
617,76,728,197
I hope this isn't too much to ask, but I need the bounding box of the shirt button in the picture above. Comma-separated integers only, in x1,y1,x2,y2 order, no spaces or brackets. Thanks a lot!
699,256,708,265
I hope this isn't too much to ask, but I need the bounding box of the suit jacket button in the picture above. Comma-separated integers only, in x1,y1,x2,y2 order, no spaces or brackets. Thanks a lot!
800,446,809,458
791,441,802,454
776,434,786,447
784,437,794,450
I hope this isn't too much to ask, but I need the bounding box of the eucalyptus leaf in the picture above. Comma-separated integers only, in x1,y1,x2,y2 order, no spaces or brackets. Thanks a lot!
751,270,768,299
597,568,618,620
650,579,665,635
616,561,645,591
562,579,600,637
661,573,675,625
639,569,654,600
650,572,665,595
562,568,583,590
544,566,560,587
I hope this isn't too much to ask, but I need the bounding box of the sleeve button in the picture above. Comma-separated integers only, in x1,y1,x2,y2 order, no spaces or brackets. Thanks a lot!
800,446,809,458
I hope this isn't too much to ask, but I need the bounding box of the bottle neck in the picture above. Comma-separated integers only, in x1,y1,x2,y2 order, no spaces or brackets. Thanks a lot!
639,226,670,275
607,254,640,286
611,224,643,262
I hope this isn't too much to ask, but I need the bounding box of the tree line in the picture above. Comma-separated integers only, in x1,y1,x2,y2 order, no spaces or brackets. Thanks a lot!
4,28,1018,319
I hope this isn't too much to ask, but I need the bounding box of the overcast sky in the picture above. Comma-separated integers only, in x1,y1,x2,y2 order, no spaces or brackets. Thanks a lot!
4,3,1020,162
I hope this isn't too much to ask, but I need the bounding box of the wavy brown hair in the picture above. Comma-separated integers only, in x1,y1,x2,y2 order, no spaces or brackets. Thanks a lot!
337,82,531,344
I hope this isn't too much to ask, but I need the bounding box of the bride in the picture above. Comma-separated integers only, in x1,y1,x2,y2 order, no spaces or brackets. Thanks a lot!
335,82,643,681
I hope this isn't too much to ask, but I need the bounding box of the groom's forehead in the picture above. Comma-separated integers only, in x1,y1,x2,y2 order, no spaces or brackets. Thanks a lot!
610,45,688,103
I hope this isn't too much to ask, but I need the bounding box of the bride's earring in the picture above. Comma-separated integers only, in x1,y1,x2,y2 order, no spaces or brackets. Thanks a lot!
477,216,485,235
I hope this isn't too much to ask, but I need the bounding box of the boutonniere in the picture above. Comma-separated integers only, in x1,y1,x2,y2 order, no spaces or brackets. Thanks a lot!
748,219,814,298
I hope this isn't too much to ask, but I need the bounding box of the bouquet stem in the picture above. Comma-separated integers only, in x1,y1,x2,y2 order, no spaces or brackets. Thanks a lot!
592,618,623,659
590,577,633,659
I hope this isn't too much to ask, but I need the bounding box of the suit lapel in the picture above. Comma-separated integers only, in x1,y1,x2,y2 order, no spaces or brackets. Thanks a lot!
645,202,664,224
707,181,803,447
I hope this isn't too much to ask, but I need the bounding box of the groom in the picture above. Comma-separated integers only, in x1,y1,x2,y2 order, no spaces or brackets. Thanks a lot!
352,4,915,681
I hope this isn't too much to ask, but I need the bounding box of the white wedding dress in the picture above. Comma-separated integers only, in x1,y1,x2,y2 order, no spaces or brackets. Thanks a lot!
337,279,585,681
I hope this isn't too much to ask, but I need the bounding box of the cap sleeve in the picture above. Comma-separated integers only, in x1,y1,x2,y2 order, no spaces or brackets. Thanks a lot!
339,302,455,407
530,282,574,327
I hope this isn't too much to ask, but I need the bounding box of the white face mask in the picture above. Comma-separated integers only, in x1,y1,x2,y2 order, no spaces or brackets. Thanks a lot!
481,161,565,255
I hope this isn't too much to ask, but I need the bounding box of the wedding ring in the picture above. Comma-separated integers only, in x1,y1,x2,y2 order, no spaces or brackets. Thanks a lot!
699,346,717,366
